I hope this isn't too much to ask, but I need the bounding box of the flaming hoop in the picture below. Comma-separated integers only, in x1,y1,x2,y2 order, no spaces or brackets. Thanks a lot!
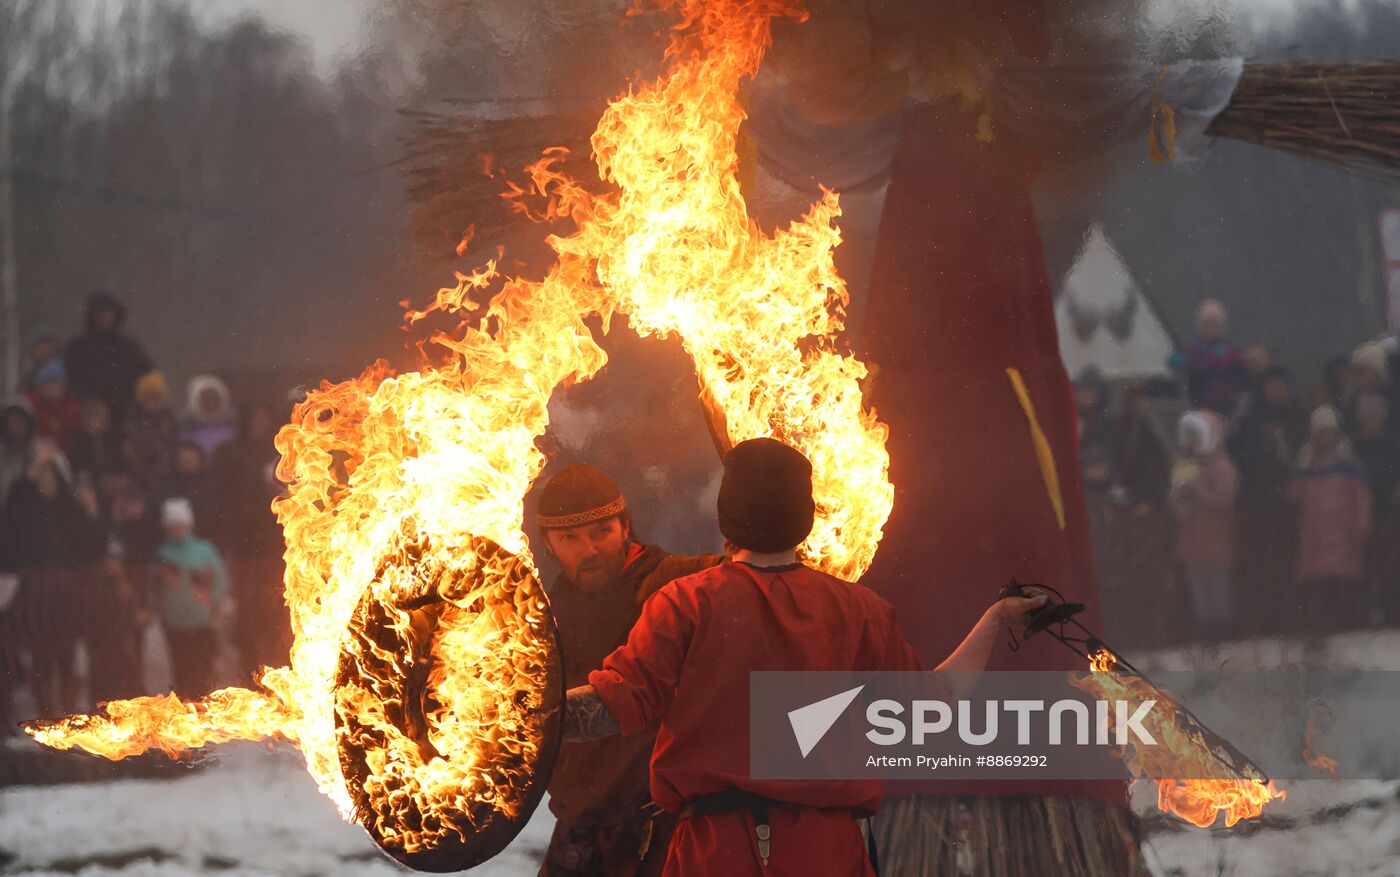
334,534,564,871
24,0,894,868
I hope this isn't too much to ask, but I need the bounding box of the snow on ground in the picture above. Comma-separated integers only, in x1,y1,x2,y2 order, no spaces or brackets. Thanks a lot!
0,743,552,876
4,629,1400,876
1134,627,1400,876
1139,782,1400,877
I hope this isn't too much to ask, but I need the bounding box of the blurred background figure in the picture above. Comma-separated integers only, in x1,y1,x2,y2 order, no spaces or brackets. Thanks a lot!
1,396,46,499
1229,367,1306,635
1,455,103,716
124,371,178,495
180,375,237,460
1291,405,1372,638
1352,393,1400,625
1170,410,1239,640
26,360,81,454
1351,342,1396,431
21,337,62,394
63,293,155,429
154,497,229,699
213,402,289,677
83,537,147,704
1170,299,1249,418
1074,367,1129,625
69,399,121,481
167,441,217,534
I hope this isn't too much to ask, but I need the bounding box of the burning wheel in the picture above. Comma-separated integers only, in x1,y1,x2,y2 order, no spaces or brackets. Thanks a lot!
334,533,564,872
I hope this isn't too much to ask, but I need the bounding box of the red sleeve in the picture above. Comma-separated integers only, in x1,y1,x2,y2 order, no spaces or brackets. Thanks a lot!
873,602,955,700
869,600,925,672
587,585,696,736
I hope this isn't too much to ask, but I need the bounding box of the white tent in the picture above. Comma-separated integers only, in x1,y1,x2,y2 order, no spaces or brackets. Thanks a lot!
1055,222,1175,381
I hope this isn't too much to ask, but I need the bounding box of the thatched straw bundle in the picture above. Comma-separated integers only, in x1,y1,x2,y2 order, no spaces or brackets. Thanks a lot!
870,795,1150,877
1209,61,1400,181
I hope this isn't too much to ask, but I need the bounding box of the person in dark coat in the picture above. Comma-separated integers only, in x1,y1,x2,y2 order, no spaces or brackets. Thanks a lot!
1,396,43,500
165,441,218,534
1075,367,1123,501
537,464,720,877
1,458,104,715
211,401,287,675
124,371,178,494
1074,367,1131,637
63,291,154,426
1228,367,1308,636
69,399,123,482
1169,299,1250,417
1352,392,1400,624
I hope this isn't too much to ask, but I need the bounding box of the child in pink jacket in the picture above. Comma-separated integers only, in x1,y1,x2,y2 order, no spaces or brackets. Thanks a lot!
1290,405,1372,635
1170,410,1239,638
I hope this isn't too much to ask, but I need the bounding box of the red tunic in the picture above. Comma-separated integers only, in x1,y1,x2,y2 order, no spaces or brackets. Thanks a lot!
589,561,926,877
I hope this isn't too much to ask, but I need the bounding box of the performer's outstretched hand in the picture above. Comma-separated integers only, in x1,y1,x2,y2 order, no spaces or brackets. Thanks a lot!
995,588,1048,629
935,588,1050,698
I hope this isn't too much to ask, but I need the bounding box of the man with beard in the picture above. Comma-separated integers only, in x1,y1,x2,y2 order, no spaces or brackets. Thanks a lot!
538,464,720,877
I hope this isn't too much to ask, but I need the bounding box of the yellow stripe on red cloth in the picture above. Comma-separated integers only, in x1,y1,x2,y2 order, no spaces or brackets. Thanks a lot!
1006,367,1065,531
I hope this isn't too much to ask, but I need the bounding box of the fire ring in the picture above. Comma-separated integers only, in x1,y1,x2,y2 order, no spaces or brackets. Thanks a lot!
334,534,564,872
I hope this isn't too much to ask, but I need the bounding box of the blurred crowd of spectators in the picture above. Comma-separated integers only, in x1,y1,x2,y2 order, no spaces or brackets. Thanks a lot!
1079,299,1400,646
4,288,1396,736
0,292,289,734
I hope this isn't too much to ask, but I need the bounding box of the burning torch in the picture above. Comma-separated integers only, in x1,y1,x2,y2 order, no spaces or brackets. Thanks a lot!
998,579,1283,827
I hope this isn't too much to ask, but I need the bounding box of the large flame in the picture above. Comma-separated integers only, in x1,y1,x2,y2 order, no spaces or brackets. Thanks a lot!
25,0,891,853
1075,650,1285,828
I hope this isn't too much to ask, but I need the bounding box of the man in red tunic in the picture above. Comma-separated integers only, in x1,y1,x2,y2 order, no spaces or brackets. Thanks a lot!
561,438,1045,876
537,464,720,876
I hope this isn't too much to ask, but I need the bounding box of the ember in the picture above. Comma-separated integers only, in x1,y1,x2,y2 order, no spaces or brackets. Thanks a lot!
1302,703,1339,778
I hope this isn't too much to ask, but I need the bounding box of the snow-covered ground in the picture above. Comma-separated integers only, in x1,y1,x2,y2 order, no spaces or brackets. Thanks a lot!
1138,779,1400,877
0,743,553,876
3,629,1400,876
1130,628,1400,876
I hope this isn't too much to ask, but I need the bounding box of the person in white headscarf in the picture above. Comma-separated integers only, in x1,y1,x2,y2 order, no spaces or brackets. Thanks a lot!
180,375,238,459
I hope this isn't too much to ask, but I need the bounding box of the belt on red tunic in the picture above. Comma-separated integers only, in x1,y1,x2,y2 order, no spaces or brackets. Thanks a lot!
679,789,879,871
678,789,775,865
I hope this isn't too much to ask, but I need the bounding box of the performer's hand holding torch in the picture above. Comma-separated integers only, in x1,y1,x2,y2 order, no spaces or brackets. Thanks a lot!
933,588,1048,699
